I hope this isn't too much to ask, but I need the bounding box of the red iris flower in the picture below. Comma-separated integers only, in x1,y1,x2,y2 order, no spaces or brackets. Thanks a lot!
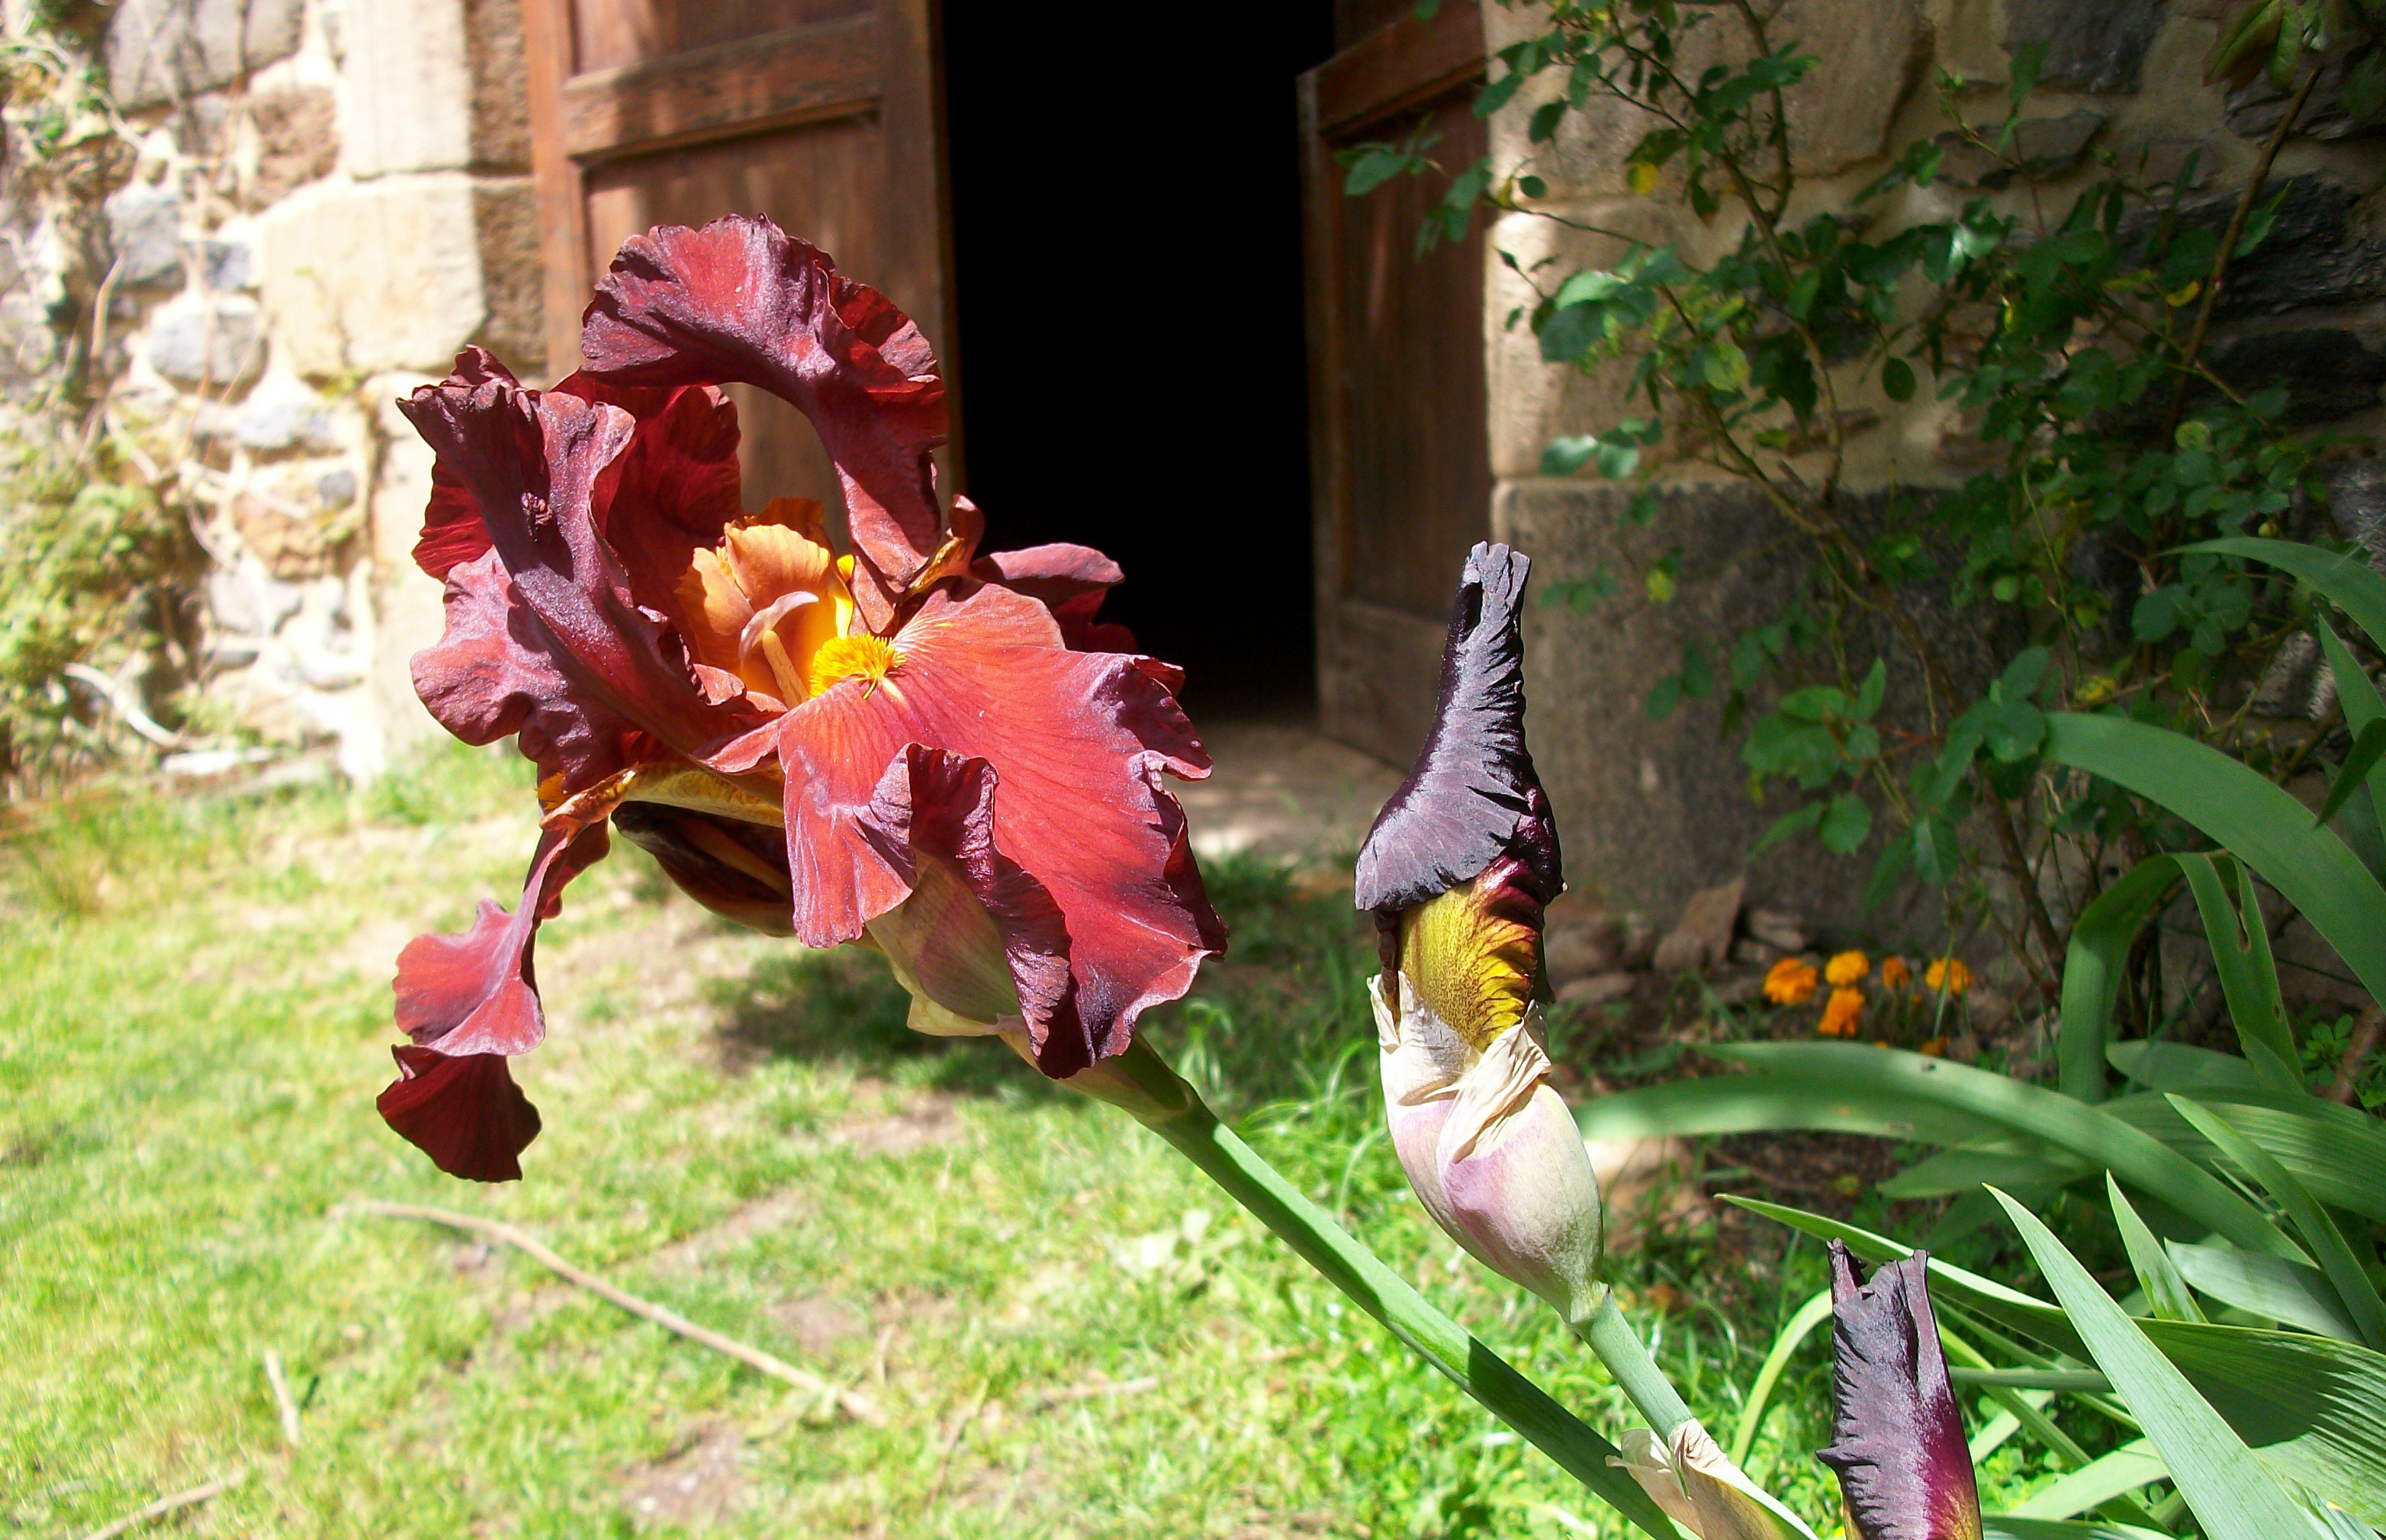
380,217,1225,1181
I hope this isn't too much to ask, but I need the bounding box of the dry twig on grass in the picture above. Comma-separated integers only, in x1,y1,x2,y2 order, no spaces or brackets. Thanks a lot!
347,1199,883,1425
263,1349,302,1447
1031,1374,1160,1407
76,1468,245,1540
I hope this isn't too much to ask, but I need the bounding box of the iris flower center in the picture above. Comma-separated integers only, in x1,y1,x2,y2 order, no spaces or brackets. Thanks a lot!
807,633,898,696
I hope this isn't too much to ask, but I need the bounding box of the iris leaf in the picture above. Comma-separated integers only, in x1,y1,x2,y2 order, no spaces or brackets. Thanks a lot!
2107,1175,2204,1324
2166,1240,2360,1341
1990,1187,2324,1540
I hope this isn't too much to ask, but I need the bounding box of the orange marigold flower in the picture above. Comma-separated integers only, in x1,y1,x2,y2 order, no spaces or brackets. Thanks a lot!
1824,950,1869,988
1880,956,1912,989
1918,1035,1949,1058
1819,986,1864,1037
1764,956,1820,1005
1925,957,1973,995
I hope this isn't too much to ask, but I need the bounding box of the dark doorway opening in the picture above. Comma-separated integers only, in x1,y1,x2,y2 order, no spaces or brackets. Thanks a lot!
940,8,1336,719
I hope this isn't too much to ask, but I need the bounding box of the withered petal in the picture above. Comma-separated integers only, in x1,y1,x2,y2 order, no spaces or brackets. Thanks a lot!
1355,542,1563,915
1818,1242,1984,1540
610,802,795,936
377,1046,542,1183
577,217,950,629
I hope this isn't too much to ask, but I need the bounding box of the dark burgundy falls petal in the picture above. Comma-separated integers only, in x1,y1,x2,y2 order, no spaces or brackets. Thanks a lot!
397,363,761,767
575,217,949,628
393,822,610,1059
972,543,1138,651
376,1046,542,1183
609,801,794,937
1818,1242,1985,1540
1354,542,1563,915
411,548,638,789
855,746,1079,1064
773,582,1224,1078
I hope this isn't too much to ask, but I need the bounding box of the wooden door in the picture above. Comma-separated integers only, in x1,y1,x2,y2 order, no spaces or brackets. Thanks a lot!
1299,3,1488,765
520,0,957,512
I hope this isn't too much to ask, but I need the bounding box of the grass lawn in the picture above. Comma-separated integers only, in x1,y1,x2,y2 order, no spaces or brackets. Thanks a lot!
2,741,2062,1538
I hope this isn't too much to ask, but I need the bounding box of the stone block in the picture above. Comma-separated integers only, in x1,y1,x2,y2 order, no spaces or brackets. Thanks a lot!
471,178,545,378
246,89,339,207
1485,207,1687,480
467,0,534,171
104,182,184,289
259,175,487,377
1497,479,1960,936
147,295,263,387
2207,327,2386,423
198,235,254,291
106,0,305,110
1493,0,1927,190
1651,876,1744,975
1777,0,1931,175
337,0,475,178
233,371,336,452
2002,0,2164,94
1934,110,2107,188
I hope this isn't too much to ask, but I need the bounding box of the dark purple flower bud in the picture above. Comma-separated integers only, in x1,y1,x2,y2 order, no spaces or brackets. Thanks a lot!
1818,1242,1983,1540
1354,542,1562,918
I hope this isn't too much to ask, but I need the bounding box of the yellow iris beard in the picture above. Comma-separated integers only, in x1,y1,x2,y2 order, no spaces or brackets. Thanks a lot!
808,633,898,696
1398,876,1538,1053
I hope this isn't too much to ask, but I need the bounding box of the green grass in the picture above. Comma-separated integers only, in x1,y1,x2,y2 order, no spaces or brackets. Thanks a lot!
2,741,2045,1538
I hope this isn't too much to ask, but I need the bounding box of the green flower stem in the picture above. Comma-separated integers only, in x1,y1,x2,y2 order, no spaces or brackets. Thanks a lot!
1574,1292,1694,1439
1101,1040,1680,1540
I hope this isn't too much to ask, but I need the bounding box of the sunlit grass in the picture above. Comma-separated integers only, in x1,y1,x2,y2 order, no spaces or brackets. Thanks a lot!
2,741,2062,1537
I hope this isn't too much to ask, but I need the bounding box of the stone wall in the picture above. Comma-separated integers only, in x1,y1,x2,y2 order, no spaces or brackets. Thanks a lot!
73,0,537,777
1480,0,2386,937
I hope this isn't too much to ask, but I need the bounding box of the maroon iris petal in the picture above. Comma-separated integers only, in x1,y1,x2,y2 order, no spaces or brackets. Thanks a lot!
576,217,948,629
970,543,1137,651
376,1046,542,1183
1818,1241,1985,1540
381,823,608,1178
773,583,1222,1077
1354,542,1564,917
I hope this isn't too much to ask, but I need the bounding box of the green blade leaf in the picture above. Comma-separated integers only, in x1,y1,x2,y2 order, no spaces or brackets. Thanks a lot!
2060,857,2180,1101
1727,1287,1833,1468
2182,537,2386,653
1572,1067,1996,1146
1880,1140,2089,1201
2106,1040,2268,1095
1707,1043,2300,1256
2042,712,2386,1008
2108,1175,2205,1323
1731,1193,2386,1526
2171,1097,2386,1351
2102,1089,2386,1224
2167,1240,2362,1340
1984,1519,2171,1540
2316,719,2386,829
2010,1440,2166,1520
2175,854,2303,1092
2314,617,2386,876
1989,1188,2328,1540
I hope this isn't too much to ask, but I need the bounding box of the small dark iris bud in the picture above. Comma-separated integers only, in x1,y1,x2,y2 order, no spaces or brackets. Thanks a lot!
1818,1242,1983,1540
1355,543,1603,1324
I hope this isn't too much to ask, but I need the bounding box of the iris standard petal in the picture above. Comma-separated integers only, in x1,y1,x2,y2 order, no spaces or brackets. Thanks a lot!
1355,542,1562,916
577,217,949,629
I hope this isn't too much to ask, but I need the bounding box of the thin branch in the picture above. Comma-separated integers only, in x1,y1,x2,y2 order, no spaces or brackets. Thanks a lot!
2329,1006,2384,1106
349,1200,883,1425
2164,63,2323,435
263,1349,301,1448
77,1470,246,1540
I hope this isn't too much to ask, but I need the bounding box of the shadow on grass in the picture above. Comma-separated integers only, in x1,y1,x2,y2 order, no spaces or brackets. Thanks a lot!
704,850,1383,1108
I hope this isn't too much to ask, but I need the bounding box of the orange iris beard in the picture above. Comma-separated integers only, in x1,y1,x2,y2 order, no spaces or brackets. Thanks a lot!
378,217,1226,1183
